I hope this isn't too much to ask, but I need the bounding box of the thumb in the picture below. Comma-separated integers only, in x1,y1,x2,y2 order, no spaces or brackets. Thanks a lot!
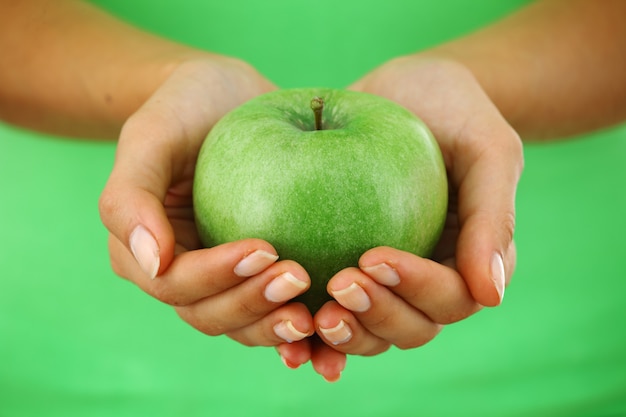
99,111,181,279
456,207,518,307
453,126,524,307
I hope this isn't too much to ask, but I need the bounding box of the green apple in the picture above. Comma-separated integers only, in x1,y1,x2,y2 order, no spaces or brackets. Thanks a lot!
193,88,448,313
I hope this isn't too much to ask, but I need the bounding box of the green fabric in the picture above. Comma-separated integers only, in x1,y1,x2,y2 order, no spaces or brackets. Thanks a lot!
1,1,625,416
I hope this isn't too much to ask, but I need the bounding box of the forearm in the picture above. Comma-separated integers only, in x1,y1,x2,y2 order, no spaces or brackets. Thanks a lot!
424,0,626,140
0,0,207,138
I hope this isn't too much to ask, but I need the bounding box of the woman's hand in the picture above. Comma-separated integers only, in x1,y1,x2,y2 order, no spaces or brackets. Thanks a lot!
279,56,523,377
351,55,522,305
99,57,319,350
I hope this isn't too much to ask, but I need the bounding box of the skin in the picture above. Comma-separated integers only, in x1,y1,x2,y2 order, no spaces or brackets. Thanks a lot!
274,0,626,377
2,0,626,382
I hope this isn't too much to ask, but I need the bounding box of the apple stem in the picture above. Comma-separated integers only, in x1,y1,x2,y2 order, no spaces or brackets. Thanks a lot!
311,97,324,131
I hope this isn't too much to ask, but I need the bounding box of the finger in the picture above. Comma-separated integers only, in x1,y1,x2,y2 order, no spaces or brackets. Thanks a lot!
359,246,481,324
310,336,348,383
174,260,311,336
326,268,443,350
109,236,280,306
224,302,315,347
99,72,217,277
276,339,312,370
451,120,523,307
315,300,391,356
99,107,191,278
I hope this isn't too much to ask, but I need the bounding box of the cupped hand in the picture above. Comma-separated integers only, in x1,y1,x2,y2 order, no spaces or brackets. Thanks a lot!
280,56,523,373
99,56,318,350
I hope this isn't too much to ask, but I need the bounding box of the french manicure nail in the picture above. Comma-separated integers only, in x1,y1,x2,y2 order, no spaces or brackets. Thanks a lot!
331,282,371,313
234,250,279,277
324,373,342,383
265,272,308,303
279,354,300,370
319,320,352,345
273,320,308,343
129,225,160,279
361,263,400,286
491,252,506,303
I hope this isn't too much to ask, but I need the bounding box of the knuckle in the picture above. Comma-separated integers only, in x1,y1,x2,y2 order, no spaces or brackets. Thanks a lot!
176,307,227,337
436,313,466,325
361,343,392,357
200,322,227,337
234,298,266,320
394,324,443,350
98,188,120,221
362,312,394,333
435,305,479,325
501,210,517,246
149,283,187,307
227,333,256,347
395,333,431,350
395,335,430,350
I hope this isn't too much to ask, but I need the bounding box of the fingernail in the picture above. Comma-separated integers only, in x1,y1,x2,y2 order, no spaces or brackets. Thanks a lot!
129,225,160,279
279,354,301,370
273,320,309,343
234,250,279,277
361,263,400,286
324,373,342,383
319,320,352,345
265,272,308,303
331,282,371,313
491,252,506,303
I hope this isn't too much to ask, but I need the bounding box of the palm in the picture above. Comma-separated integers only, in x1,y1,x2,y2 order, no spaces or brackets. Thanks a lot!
163,179,202,253
430,186,460,264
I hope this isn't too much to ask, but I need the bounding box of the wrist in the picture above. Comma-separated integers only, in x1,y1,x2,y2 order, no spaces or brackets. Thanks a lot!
92,46,211,137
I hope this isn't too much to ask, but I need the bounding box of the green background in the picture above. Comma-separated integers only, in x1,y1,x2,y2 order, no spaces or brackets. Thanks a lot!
1,1,625,416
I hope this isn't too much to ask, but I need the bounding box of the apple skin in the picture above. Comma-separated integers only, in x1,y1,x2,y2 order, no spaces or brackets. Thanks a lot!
193,88,448,313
